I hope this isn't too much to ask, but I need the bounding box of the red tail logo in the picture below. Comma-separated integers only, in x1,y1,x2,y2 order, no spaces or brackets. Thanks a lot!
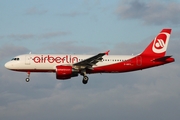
152,32,169,54
154,39,165,49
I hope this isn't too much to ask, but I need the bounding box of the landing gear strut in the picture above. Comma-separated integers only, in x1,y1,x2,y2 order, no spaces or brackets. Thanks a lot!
25,72,30,82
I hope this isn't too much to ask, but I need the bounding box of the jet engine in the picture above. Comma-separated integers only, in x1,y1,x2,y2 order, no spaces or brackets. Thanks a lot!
56,65,78,79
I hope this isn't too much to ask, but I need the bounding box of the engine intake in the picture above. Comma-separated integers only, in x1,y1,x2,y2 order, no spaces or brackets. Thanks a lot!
56,65,78,79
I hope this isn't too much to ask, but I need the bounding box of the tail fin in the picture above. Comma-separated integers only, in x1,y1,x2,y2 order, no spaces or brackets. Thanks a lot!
141,29,172,57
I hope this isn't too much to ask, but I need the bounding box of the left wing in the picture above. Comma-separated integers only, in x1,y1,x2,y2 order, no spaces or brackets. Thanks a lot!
73,50,110,70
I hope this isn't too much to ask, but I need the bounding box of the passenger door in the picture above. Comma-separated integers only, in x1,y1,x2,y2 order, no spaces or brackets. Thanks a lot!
25,55,31,65
136,56,142,66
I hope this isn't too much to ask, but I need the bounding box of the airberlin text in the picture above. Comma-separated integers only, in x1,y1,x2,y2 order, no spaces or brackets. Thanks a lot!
33,55,78,64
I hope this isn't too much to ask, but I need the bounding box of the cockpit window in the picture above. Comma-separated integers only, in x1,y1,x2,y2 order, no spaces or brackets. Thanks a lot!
11,58,20,61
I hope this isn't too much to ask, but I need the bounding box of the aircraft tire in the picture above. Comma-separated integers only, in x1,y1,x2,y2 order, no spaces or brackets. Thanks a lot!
82,76,89,84
25,78,30,82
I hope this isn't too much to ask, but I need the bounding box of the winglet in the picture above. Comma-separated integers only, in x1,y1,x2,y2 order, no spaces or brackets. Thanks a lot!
105,50,110,55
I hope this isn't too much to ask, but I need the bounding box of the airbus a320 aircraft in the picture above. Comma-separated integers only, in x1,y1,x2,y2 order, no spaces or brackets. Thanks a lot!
5,29,175,84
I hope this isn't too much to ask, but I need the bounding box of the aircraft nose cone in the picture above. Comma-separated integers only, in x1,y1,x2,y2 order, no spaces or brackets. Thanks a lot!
4,62,11,69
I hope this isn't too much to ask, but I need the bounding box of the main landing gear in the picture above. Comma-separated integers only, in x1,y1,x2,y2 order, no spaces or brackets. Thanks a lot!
81,71,89,84
25,72,30,82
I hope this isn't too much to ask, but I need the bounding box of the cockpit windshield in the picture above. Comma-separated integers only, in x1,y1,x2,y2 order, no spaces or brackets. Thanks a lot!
11,58,20,61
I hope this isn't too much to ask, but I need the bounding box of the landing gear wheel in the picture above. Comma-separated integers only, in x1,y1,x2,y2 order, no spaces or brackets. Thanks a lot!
82,76,89,84
25,78,30,82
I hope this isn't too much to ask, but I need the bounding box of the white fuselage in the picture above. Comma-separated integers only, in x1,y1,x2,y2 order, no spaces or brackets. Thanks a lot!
5,54,135,72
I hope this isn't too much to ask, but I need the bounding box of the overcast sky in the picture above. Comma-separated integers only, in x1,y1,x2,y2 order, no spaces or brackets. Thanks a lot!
1,0,180,120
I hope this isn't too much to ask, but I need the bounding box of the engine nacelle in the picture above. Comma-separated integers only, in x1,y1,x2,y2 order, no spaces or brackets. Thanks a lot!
56,65,78,80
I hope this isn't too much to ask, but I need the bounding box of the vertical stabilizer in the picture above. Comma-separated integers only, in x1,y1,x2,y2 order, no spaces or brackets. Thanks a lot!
141,29,171,57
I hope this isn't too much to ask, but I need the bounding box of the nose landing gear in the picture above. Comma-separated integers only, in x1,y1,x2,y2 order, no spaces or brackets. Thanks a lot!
25,72,30,82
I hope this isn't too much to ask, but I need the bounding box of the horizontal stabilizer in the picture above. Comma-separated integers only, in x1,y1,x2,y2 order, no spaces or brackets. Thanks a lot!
153,56,172,62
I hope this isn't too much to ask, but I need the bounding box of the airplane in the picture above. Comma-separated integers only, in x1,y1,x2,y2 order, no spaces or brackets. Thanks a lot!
4,29,175,84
